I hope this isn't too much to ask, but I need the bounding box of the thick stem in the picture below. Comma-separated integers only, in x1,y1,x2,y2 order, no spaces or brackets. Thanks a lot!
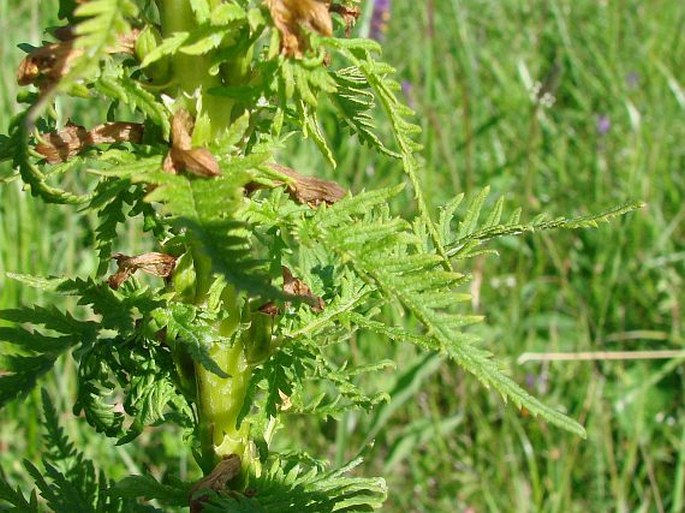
184,266,254,475
187,254,253,473
158,0,260,475
157,0,235,139
196,338,251,472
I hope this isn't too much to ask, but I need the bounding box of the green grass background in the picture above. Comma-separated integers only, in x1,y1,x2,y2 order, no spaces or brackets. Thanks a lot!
1,0,684,512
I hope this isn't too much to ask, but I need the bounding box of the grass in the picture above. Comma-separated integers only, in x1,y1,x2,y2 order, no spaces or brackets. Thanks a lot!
367,2,684,511
0,0,189,490
1,0,683,511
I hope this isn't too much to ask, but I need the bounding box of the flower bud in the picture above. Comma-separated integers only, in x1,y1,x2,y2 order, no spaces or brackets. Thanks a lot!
171,251,197,302
242,310,276,365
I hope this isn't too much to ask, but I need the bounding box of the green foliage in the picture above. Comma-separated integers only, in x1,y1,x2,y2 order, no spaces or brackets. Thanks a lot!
0,390,156,513
202,457,387,513
0,305,97,407
283,185,637,436
94,64,171,137
3,117,90,204
328,66,398,157
114,456,386,513
59,0,138,93
0,0,643,510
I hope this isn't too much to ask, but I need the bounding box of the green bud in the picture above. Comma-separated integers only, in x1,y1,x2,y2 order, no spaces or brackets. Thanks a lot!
191,244,213,303
242,309,276,365
218,284,241,338
171,251,197,302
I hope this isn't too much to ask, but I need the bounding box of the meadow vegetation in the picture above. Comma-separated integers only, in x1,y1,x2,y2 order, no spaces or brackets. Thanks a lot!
0,1,683,512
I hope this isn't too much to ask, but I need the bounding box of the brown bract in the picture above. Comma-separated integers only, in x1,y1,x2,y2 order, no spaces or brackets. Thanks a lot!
16,28,139,91
263,163,346,206
163,110,220,177
266,0,332,57
107,252,177,289
282,265,325,312
189,454,242,513
258,266,325,316
35,122,144,164
330,3,361,36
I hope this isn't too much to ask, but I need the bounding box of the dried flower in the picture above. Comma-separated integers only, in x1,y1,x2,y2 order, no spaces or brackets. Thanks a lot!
268,163,346,206
257,265,325,316
16,29,138,91
35,122,144,164
163,110,220,177
246,163,346,206
266,0,332,57
330,3,361,36
189,454,241,513
282,266,325,312
107,252,177,289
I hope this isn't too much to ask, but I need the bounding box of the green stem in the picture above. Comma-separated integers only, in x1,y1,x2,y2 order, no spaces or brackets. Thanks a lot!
186,257,254,475
157,0,235,139
158,0,262,475
187,252,253,473
196,337,251,471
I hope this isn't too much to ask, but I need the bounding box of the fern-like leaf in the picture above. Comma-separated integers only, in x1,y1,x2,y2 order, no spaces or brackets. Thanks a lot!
143,171,281,297
0,390,161,513
446,189,644,259
0,479,40,512
68,0,138,84
295,188,588,437
0,306,98,407
153,303,229,379
112,474,189,507
202,457,387,513
89,178,135,274
326,38,450,268
329,66,398,157
95,64,171,137
8,116,90,204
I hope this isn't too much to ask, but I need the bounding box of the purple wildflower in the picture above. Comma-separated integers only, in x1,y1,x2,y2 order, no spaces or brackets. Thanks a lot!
370,0,391,42
525,370,549,394
626,71,640,89
597,114,611,135
401,80,414,108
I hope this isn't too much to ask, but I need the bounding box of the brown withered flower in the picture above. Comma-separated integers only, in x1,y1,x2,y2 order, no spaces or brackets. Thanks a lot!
35,122,144,164
245,163,346,207
282,265,325,312
17,39,81,90
17,28,139,91
266,0,333,57
107,252,177,289
269,163,346,206
163,110,220,177
330,3,361,36
258,266,325,315
189,454,242,513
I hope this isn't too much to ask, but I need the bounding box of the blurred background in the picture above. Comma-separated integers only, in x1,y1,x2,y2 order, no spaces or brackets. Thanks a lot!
1,1,683,511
